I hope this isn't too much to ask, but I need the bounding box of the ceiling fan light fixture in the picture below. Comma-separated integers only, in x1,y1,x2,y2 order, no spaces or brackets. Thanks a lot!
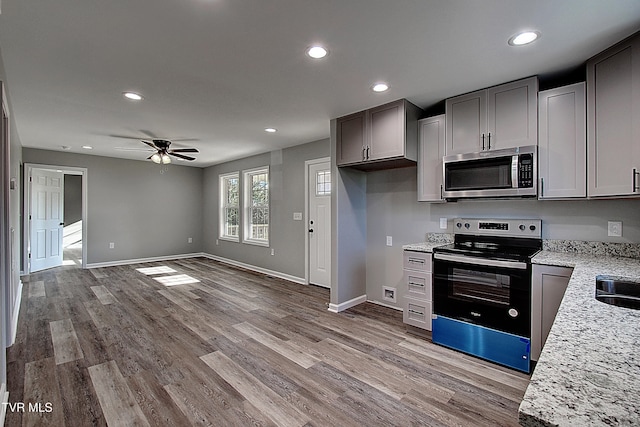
161,153,172,164
151,152,162,164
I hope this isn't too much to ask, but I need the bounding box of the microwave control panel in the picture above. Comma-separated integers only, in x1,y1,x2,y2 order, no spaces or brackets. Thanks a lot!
518,154,534,188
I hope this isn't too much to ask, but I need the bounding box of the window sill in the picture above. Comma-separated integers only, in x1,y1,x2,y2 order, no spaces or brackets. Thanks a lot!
243,239,269,247
219,236,239,243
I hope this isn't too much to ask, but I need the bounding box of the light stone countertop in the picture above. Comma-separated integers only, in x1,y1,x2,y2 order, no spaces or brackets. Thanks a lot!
401,242,444,253
519,251,640,426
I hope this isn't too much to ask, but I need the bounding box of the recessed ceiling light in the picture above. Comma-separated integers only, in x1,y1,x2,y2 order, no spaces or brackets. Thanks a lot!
372,82,389,93
122,91,143,101
264,127,277,133
82,145,93,150
508,31,540,46
306,46,328,59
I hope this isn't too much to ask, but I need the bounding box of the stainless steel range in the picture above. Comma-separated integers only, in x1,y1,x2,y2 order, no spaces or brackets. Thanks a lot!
432,218,542,373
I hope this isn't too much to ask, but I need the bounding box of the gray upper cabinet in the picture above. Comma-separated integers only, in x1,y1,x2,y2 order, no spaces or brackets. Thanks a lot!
538,83,586,199
587,32,640,198
417,115,445,202
336,99,422,170
445,76,538,155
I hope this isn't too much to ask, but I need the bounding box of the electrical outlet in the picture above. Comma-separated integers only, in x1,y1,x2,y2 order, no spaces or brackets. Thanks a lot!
188,237,193,243
440,217,448,229
216,239,219,245
293,212,302,221
386,236,392,246
109,242,114,249
270,248,275,256
608,221,622,237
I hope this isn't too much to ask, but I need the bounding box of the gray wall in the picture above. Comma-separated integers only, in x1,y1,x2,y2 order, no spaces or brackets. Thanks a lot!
23,148,204,265
202,139,329,281
365,166,640,309
1,44,24,387
64,174,82,226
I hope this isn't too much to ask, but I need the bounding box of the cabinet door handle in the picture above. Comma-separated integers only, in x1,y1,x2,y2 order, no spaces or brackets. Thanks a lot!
481,134,485,150
540,177,544,198
408,259,425,265
487,132,491,150
362,147,366,161
366,146,370,160
408,309,424,316
409,282,425,287
634,168,639,192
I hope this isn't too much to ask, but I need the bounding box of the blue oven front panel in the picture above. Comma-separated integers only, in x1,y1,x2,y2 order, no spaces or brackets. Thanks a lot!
432,315,530,373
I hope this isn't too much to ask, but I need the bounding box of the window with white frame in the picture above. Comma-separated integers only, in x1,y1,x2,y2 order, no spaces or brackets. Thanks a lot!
219,172,239,241
243,167,269,245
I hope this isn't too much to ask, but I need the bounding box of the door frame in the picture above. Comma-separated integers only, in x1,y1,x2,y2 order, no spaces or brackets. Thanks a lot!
23,163,88,273
304,157,331,286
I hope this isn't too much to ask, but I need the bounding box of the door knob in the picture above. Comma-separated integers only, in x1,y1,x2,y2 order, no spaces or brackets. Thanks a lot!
309,229,314,233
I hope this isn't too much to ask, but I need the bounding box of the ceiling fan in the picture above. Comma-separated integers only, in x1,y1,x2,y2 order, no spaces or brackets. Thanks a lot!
141,139,199,164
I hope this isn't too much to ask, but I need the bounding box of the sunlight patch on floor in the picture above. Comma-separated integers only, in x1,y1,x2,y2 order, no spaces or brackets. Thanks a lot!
153,274,200,287
136,266,178,275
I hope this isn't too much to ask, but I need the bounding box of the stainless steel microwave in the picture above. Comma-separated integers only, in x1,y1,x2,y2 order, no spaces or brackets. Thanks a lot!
442,145,537,200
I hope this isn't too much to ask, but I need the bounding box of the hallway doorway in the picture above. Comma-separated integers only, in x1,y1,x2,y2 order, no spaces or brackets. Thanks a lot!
24,164,87,273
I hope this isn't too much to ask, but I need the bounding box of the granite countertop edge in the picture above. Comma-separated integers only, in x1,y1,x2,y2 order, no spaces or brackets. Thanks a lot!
520,250,640,427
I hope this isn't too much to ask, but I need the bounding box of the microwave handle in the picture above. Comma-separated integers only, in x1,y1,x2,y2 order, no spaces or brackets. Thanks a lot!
511,155,519,188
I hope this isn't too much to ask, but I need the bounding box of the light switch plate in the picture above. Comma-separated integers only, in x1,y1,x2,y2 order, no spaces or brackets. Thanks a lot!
608,221,622,237
386,236,392,246
439,218,448,229
293,212,302,221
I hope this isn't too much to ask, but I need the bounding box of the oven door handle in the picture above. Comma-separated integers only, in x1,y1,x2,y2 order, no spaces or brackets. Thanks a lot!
433,253,528,270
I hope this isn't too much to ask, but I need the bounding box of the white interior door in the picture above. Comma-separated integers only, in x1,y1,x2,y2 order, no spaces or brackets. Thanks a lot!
30,169,64,272
308,161,331,288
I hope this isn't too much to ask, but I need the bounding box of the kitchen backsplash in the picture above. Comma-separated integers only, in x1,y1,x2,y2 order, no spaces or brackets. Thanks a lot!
543,240,640,259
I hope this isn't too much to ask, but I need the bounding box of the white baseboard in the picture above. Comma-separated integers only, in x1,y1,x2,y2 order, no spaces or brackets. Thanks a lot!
0,385,8,426
201,253,306,285
7,280,23,347
86,253,204,269
328,294,367,313
367,299,403,311
86,252,307,286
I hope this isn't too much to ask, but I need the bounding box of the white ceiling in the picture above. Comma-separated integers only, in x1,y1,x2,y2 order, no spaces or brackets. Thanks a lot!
1,0,639,167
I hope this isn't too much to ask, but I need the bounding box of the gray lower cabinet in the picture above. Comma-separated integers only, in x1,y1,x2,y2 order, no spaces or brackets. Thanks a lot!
402,251,432,331
587,32,640,198
531,264,573,361
538,82,586,199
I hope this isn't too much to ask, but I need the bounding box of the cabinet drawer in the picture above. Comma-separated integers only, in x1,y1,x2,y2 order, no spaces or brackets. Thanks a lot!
403,251,432,272
404,271,432,300
403,298,432,330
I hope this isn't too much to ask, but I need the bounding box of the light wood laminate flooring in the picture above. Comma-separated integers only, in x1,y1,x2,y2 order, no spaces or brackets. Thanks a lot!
7,257,529,426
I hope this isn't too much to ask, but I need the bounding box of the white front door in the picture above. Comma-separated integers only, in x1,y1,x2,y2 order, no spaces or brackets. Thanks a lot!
308,161,331,288
30,169,64,272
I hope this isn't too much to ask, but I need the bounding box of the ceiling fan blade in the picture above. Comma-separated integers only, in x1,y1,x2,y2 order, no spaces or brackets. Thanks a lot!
109,134,146,140
140,130,159,139
169,148,199,153
141,140,158,149
114,147,154,152
169,152,196,161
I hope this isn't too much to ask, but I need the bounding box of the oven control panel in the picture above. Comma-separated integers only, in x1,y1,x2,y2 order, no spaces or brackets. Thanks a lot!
453,218,541,238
